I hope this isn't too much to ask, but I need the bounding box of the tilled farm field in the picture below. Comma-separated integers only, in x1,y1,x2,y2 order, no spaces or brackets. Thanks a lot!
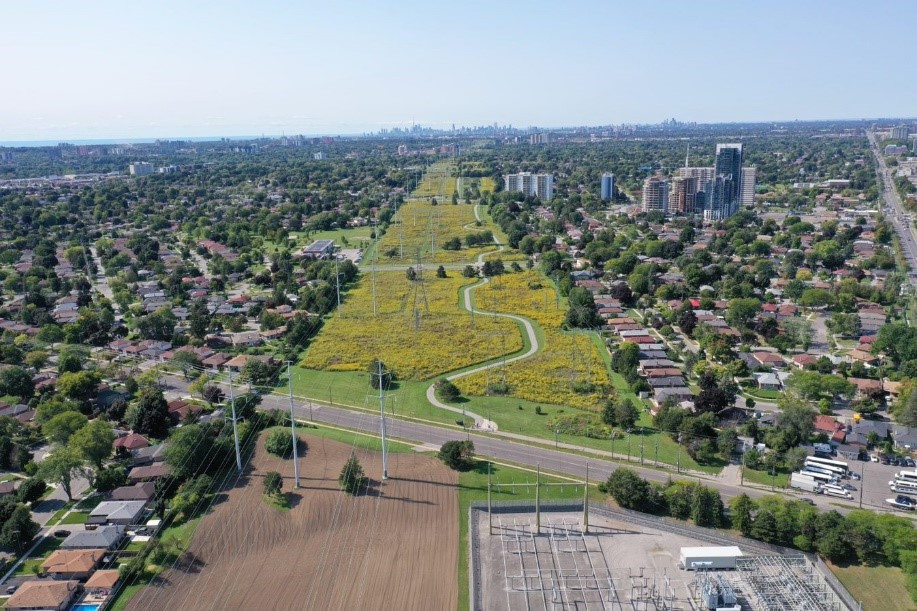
128,433,458,611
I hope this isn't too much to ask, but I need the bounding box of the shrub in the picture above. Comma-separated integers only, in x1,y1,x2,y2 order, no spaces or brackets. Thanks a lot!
434,379,461,402
263,471,282,497
438,440,474,470
339,453,366,495
265,429,294,458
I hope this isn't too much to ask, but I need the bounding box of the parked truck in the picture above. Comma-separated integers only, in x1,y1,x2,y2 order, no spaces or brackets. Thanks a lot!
790,472,821,493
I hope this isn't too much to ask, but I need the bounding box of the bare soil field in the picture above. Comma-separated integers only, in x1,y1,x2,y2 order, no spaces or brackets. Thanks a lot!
128,433,458,611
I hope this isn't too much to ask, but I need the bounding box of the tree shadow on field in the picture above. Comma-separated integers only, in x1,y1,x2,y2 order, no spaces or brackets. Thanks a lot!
175,551,206,574
286,492,303,508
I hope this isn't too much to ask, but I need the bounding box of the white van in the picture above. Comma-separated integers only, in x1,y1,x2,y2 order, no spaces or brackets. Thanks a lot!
821,485,852,499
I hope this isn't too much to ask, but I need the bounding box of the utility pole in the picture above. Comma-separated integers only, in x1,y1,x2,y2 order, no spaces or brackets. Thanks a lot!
287,362,300,488
335,258,341,318
535,463,541,535
228,370,242,473
377,360,389,480
583,464,589,534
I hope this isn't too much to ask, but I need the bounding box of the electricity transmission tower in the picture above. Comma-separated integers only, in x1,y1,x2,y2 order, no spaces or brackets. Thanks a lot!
409,250,430,330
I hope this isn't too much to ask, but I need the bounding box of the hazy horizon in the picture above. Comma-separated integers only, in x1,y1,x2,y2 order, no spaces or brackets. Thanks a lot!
3,0,916,141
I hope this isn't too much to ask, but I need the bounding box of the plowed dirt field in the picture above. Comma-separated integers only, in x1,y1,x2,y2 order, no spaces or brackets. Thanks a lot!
128,432,458,610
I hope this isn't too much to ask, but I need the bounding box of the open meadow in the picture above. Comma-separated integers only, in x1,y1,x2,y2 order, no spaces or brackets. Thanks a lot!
455,271,610,410
300,271,522,380
375,199,501,264
127,432,458,611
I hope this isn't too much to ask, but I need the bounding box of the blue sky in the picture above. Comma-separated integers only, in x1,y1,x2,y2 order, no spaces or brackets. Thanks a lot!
1,0,915,140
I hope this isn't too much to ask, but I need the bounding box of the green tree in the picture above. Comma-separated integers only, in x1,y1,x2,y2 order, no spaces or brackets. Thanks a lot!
368,359,393,390
601,468,655,512
70,419,115,470
56,370,102,403
37,446,84,501
16,478,47,505
0,366,35,400
565,287,601,328
725,298,761,329
264,471,283,497
94,466,128,493
265,428,295,458
43,411,88,444
434,379,461,402
692,485,724,527
339,453,366,495
614,399,639,430
438,440,475,470
776,396,816,447
136,306,177,341
126,388,171,438
730,494,755,536
436,265,447,278
242,359,278,387
0,504,39,552
172,352,203,381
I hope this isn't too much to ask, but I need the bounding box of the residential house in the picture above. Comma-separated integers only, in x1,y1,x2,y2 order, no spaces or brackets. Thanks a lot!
754,372,782,391
60,526,125,550
128,463,171,483
0,480,20,498
792,354,818,369
110,482,156,502
814,415,846,444
41,548,105,580
113,433,150,455
131,443,168,467
4,580,79,611
87,500,147,526
85,569,120,598
892,425,917,452
849,377,883,399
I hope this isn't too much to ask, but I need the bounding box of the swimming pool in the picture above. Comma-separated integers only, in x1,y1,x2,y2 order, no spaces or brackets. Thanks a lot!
71,604,101,611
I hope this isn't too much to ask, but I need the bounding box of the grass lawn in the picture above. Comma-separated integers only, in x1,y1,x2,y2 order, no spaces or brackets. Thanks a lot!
741,466,790,489
267,423,417,454
46,502,75,526
285,368,717,473
456,460,599,611
58,510,92,525
14,536,61,576
829,563,916,611
75,495,104,510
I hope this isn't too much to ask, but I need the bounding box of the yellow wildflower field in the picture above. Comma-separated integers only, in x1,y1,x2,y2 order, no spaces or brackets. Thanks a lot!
455,271,611,410
300,271,521,380
375,199,497,263
412,160,457,198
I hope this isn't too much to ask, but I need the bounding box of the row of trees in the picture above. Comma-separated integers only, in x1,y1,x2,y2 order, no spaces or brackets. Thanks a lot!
601,468,917,577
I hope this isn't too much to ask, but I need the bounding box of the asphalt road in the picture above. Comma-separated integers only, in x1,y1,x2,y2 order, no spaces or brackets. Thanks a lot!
161,374,909,516
868,131,917,287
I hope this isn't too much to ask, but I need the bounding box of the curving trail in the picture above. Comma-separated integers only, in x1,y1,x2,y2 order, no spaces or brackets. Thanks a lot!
424,272,542,433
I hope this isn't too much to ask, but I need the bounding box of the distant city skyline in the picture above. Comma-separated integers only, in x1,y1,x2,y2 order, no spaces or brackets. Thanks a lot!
2,0,916,141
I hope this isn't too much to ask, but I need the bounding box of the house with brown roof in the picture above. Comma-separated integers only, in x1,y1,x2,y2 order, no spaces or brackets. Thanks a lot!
4,580,79,611
41,548,105,580
793,354,818,369
849,377,883,399
114,433,150,453
110,482,156,502
128,463,171,483
85,569,120,598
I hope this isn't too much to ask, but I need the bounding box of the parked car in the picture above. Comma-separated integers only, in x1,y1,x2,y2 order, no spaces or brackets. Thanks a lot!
850,472,861,481
53,529,71,537
6,585,17,594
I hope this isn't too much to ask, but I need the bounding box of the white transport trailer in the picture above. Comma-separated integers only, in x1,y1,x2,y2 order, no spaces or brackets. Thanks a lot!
790,472,822,493
679,546,744,570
